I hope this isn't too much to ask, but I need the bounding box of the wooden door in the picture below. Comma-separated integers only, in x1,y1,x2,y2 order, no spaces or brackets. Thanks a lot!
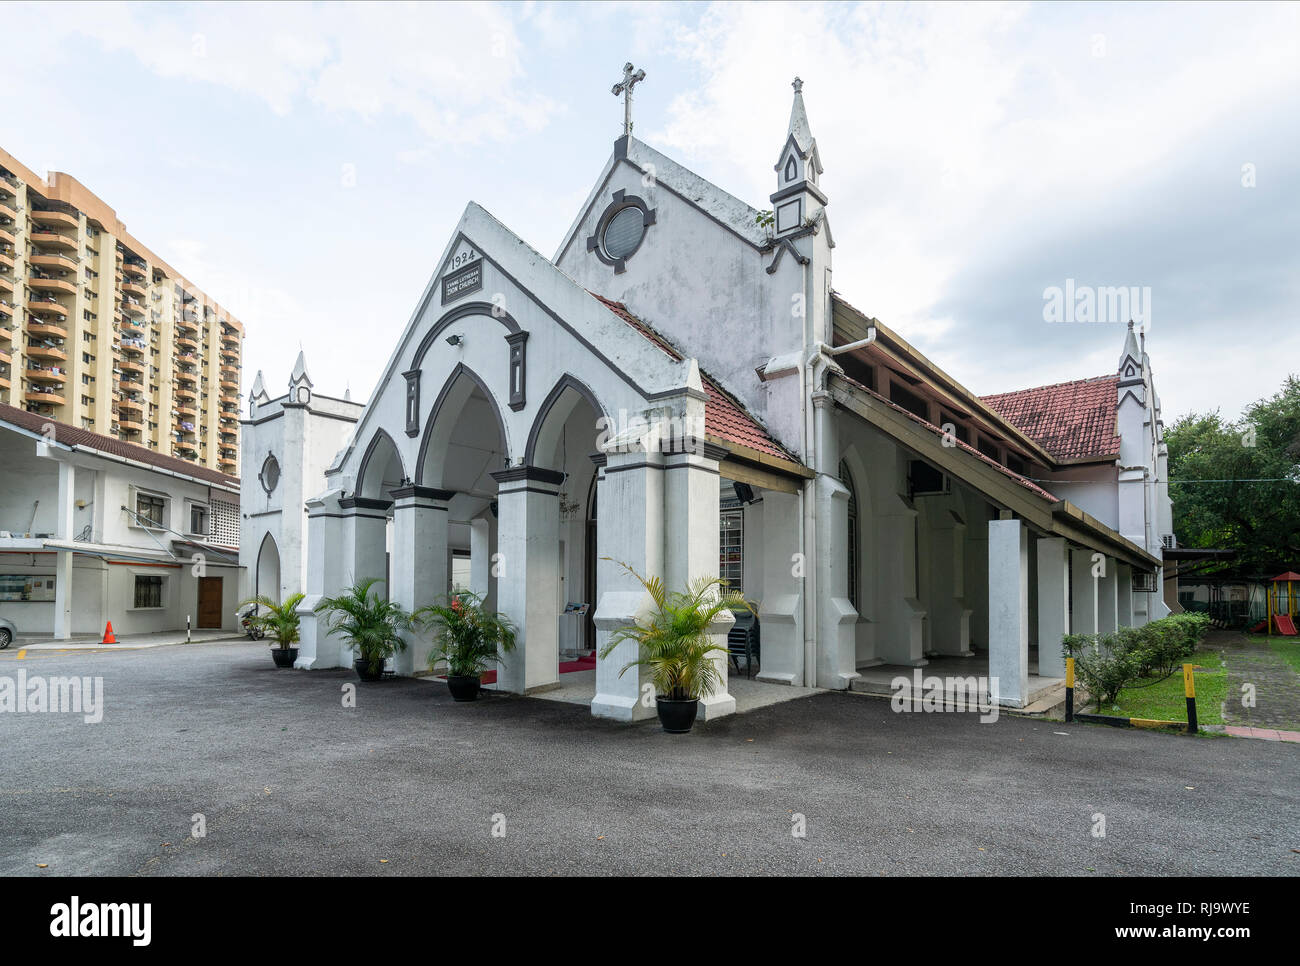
197,576,223,628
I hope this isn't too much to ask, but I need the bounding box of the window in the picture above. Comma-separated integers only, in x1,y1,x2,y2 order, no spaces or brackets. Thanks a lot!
133,575,163,608
602,206,645,259
939,412,970,444
1005,452,1027,477
889,380,929,421
189,503,208,536
719,509,744,595
0,574,56,602
977,435,1000,462
840,460,859,610
136,491,165,528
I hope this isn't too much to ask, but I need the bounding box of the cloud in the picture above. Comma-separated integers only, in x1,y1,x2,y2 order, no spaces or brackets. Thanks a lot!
32,1,559,146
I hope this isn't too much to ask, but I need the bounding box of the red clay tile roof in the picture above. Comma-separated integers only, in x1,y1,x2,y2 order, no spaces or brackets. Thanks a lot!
0,402,240,487
980,375,1121,462
833,373,1061,504
590,294,800,463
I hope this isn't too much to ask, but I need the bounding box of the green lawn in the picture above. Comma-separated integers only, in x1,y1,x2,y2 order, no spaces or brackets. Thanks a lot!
1094,648,1227,725
1257,634,1300,674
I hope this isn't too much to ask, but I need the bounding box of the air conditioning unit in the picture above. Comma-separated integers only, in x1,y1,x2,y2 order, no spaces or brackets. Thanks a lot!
1161,534,1176,550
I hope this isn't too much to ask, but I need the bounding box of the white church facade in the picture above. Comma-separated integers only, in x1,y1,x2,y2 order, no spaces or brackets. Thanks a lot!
251,77,1173,717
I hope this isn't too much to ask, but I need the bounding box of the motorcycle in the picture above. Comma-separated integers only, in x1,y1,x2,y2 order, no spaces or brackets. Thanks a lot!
237,603,266,641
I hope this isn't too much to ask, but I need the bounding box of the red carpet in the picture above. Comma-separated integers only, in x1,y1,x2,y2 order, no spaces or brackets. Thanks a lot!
438,653,596,684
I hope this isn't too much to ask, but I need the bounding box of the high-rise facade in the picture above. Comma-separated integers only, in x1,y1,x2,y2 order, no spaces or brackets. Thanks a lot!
0,147,243,476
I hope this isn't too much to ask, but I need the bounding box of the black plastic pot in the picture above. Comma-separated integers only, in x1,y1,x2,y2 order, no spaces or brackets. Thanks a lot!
655,696,699,733
354,657,385,682
447,675,481,702
270,647,298,668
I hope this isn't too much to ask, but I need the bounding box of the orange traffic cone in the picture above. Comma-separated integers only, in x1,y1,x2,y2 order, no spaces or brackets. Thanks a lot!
101,621,117,645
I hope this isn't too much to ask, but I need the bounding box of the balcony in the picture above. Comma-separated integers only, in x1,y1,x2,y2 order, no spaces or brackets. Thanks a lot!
176,316,199,335
26,344,66,363
25,388,66,407
175,336,198,351
0,275,13,294
0,201,15,223
174,421,196,437
0,250,13,271
175,404,197,419
27,298,68,318
118,357,144,375
218,457,237,471
26,365,67,385
27,319,67,339
122,260,148,280
121,299,146,318
29,252,78,272
29,273,77,296
31,209,79,230
219,377,239,392
118,409,144,428
118,396,144,413
0,228,15,247
120,340,146,357
29,230,77,252
122,279,147,299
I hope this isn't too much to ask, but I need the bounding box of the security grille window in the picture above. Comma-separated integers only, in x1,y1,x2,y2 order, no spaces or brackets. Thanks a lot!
1133,571,1158,593
719,509,744,595
189,504,208,536
134,575,164,608
602,206,645,259
136,492,165,528
209,499,240,546
840,460,859,610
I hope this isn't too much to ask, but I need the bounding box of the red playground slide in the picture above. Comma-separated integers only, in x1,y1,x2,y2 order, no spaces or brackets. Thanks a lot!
1275,614,1299,635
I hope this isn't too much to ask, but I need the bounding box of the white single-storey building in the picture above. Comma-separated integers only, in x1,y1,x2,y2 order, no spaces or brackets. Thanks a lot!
275,77,1172,716
0,402,242,640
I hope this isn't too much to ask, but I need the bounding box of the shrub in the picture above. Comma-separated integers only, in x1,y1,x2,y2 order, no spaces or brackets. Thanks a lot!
1060,613,1212,708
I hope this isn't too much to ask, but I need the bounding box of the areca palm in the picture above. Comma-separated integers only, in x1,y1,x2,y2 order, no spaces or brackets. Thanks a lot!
414,591,517,676
314,578,411,676
237,592,305,649
598,561,749,701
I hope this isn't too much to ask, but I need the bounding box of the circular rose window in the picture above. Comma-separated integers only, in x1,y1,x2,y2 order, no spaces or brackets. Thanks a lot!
259,454,280,495
602,206,645,260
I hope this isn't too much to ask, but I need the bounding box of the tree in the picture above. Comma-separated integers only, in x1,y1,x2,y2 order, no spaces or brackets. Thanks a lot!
1166,375,1300,575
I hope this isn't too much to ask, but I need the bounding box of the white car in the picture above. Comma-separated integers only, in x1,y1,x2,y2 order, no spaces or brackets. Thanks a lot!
0,617,15,649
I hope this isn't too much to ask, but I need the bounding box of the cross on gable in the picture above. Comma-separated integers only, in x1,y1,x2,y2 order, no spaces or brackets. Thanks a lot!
610,62,646,136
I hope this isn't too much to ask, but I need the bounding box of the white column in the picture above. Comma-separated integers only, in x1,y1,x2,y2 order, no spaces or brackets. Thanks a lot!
490,465,562,694
339,496,389,591
469,515,491,602
756,490,805,685
665,443,734,720
53,461,76,639
1097,556,1119,635
988,518,1029,707
1036,536,1069,679
297,490,348,669
591,449,661,721
1116,563,1134,627
389,485,450,675
1070,548,1099,635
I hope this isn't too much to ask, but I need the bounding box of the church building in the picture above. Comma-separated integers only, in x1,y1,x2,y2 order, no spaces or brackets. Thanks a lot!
262,75,1173,718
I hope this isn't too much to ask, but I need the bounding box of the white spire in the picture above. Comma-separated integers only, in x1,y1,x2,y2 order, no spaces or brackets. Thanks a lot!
289,349,313,389
788,77,815,157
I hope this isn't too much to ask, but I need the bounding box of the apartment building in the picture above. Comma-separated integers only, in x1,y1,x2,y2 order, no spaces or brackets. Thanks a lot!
0,147,244,476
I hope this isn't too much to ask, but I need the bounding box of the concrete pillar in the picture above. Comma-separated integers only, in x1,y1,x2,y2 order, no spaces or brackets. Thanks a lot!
297,490,347,669
389,485,451,675
1116,563,1134,627
339,496,389,591
1097,556,1119,635
469,515,491,604
53,461,76,639
756,489,805,685
816,471,860,688
1070,547,1099,635
490,465,563,694
665,443,734,720
988,518,1029,707
591,449,661,721
1036,536,1069,678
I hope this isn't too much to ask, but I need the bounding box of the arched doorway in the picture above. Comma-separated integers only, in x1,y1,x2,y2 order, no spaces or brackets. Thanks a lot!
256,532,282,603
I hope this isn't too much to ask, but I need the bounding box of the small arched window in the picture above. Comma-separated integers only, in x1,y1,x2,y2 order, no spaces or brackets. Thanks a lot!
839,460,859,610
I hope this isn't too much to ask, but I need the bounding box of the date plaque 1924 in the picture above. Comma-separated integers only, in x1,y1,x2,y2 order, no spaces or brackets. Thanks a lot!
441,260,483,304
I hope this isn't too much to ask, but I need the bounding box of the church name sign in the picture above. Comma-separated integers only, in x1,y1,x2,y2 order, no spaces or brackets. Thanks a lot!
441,258,483,305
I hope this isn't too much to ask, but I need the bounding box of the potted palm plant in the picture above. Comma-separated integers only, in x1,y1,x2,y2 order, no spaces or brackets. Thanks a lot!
599,562,748,733
314,578,410,682
415,591,517,701
238,592,305,668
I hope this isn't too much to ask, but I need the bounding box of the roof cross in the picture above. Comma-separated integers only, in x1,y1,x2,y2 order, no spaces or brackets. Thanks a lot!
611,62,647,136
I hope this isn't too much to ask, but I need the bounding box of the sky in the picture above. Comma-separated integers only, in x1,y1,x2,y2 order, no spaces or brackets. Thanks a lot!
5,0,1298,425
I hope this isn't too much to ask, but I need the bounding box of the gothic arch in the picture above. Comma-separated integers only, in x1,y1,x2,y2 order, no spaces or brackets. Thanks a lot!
524,373,609,468
355,428,407,500
409,301,522,372
255,532,282,601
415,363,510,486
